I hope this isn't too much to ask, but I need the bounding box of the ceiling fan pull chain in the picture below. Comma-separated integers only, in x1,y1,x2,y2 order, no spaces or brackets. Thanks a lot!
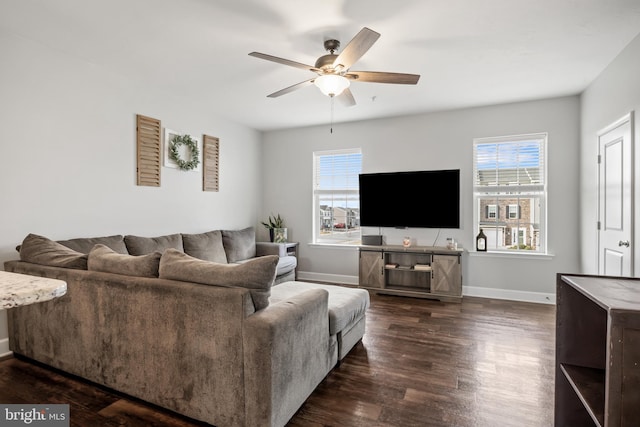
330,95,334,134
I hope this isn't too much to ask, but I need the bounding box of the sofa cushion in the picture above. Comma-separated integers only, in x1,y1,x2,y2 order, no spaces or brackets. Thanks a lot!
221,227,256,263
159,249,277,311
19,233,88,270
270,281,370,335
125,233,184,255
57,235,128,254
182,230,228,263
235,255,296,276
88,244,161,278
274,255,297,276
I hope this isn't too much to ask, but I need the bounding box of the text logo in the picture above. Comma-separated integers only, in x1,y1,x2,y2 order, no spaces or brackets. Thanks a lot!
1,405,69,426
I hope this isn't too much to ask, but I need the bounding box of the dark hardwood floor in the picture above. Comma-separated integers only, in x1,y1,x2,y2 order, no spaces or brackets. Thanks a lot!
0,293,556,426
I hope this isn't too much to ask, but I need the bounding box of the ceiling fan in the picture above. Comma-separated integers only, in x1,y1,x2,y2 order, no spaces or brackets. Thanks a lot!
249,27,420,106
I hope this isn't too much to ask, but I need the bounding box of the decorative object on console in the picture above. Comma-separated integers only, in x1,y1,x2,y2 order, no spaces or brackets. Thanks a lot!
476,229,487,252
403,237,411,248
446,238,458,250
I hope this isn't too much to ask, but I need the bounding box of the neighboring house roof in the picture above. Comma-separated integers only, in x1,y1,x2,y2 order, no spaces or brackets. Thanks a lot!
476,168,542,186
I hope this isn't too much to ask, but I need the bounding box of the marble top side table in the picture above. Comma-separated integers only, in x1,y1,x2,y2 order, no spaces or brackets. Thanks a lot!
0,271,67,309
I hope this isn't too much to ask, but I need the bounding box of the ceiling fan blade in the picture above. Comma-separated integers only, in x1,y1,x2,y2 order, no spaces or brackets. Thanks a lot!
249,52,319,72
332,27,380,70
266,79,315,98
337,88,356,107
346,71,420,85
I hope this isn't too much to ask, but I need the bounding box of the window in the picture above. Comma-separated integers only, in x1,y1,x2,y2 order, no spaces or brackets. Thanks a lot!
507,204,520,219
313,149,362,244
487,204,497,219
473,133,547,253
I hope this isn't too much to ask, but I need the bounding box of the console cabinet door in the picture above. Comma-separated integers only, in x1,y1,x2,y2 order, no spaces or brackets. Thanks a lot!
432,255,461,296
359,250,384,288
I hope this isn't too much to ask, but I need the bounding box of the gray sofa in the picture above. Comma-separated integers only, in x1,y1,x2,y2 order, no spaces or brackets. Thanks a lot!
4,229,370,427
35,226,298,285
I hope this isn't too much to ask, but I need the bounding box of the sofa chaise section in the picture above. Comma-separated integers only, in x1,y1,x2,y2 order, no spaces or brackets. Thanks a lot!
270,281,370,360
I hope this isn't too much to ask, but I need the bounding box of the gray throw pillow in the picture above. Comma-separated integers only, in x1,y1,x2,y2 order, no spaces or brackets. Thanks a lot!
221,227,256,263
125,233,184,255
182,230,228,263
19,233,88,270
159,249,277,311
88,244,161,278
58,235,128,254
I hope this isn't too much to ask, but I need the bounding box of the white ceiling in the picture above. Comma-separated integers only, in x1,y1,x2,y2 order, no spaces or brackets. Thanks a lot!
3,0,640,131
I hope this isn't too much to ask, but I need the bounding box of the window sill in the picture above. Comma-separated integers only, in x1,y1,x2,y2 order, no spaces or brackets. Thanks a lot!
308,243,360,250
468,250,555,260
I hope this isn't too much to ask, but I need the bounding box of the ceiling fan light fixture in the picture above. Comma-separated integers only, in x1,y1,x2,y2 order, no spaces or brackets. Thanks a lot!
314,74,350,97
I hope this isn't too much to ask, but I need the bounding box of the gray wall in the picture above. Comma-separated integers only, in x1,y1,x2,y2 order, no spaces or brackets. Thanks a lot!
0,30,263,355
262,96,581,302
580,33,640,275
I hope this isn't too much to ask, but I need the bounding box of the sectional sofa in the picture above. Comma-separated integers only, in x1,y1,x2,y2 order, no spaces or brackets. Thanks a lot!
4,228,370,427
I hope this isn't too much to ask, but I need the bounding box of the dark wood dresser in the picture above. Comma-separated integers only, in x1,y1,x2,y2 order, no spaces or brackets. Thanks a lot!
555,274,640,426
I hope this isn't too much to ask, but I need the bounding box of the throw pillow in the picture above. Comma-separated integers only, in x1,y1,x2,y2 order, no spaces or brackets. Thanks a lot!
88,244,161,278
221,227,256,263
125,233,184,255
19,233,88,270
182,230,228,263
57,235,128,254
159,249,277,311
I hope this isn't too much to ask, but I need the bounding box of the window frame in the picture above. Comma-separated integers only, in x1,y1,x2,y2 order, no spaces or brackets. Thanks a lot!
312,148,362,245
508,204,519,219
473,133,548,254
487,204,497,219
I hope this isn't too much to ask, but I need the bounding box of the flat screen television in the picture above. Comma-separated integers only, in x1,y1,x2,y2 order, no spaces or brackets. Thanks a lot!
359,169,460,228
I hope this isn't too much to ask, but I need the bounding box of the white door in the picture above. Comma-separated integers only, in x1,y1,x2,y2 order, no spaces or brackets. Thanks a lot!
598,113,633,276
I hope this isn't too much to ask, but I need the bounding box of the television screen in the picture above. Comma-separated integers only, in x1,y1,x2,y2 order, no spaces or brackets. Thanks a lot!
359,169,460,228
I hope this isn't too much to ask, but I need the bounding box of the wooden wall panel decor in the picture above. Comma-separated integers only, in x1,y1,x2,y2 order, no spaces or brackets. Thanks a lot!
136,114,161,187
202,135,219,192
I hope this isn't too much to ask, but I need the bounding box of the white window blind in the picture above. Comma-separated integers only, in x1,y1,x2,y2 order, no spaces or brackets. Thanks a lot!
473,135,546,195
314,150,362,194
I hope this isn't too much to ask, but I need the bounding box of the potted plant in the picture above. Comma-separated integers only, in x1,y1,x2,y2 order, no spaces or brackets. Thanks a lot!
261,214,287,243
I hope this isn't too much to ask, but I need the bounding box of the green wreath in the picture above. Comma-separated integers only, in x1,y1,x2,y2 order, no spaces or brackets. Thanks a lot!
169,134,200,171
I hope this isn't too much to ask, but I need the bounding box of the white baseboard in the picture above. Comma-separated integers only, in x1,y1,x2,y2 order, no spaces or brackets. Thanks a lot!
297,272,359,286
463,285,556,304
296,271,555,304
0,338,11,358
